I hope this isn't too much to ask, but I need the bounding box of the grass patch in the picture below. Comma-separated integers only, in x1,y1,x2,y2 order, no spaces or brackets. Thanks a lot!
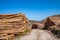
25,29,30,33
15,29,31,37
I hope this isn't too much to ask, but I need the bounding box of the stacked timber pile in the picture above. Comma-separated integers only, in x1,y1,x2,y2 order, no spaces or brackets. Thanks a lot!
0,13,28,30
0,13,29,40
41,15,60,38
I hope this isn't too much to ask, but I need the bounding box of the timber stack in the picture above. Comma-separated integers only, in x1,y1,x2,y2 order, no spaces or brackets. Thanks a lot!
0,13,29,40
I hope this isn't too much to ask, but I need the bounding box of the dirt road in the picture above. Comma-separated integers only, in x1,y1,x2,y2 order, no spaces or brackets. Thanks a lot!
14,29,60,40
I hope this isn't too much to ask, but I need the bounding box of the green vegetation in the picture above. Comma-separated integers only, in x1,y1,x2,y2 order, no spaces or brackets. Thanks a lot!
15,29,31,38
25,29,30,33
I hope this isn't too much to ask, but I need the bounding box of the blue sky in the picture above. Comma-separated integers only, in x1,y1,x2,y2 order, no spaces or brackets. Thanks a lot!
0,0,60,21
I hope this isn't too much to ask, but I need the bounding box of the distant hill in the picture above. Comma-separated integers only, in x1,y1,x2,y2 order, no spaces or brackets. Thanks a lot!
29,20,40,23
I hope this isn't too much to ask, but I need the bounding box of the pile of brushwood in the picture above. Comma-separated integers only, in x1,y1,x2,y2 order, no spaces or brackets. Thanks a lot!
51,28,60,38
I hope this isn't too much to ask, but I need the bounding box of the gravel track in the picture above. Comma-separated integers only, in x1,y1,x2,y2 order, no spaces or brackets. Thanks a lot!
14,29,60,40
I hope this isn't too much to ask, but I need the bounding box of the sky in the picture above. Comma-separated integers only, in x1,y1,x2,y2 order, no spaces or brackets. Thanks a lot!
0,0,60,21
